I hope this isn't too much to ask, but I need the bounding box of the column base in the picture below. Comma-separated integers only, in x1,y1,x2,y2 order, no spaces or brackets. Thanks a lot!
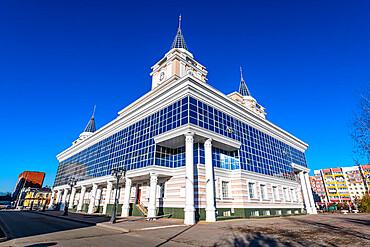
102,205,107,215
307,207,317,214
121,205,130,217
206,208,216,222
147,206,157,218
184,206,196,225
88,205,95,214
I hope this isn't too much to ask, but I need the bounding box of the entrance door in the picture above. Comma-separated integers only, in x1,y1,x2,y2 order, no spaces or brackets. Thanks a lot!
136,187,142,204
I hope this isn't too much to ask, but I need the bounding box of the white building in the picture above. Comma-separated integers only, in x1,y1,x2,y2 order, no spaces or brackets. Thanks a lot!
342,166,367,201
49,18,317,224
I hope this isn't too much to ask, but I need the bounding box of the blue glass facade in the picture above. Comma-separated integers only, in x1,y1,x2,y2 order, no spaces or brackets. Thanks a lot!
55,96,307,186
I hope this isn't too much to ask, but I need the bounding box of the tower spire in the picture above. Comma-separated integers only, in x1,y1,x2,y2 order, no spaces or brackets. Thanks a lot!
92,105,96,118
178,14,181,30
239,67,251,97
171,15,188,50
84,106,96,133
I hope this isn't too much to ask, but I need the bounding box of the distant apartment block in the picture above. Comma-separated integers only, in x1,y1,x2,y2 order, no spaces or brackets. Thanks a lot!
359,164,370,193
310,165,369,205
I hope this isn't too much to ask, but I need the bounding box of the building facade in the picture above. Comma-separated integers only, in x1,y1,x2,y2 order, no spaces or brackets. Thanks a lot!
13,171,45,200
49,20,317,224
310,165,369,206
359,164,370,193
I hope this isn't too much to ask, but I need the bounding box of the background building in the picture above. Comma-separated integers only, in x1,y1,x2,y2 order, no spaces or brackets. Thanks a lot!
12,171,45,200
310,171,328,204
359,164,370,193
310,165,369,206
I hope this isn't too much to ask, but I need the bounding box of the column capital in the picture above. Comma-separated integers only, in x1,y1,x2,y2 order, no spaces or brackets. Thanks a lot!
204,138,213,148
185,132,194,143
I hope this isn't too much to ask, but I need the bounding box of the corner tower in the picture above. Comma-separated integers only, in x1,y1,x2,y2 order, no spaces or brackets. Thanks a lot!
150,16,208,90
228,67,266,118
73,106,96,145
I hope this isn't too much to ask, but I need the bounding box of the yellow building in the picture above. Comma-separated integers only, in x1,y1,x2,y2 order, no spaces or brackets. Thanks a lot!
23,187,52,208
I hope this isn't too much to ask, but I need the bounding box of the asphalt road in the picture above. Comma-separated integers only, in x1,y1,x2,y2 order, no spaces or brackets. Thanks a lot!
0,210,192,247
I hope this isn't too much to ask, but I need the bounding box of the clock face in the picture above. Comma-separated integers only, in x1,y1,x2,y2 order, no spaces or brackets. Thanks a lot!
159,72,165,81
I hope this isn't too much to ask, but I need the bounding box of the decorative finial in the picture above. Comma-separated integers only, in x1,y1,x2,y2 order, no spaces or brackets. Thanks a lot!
92,105,96,118
178,14,182,30
240,66,244,81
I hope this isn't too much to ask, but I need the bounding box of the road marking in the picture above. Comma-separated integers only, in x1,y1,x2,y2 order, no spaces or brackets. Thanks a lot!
136,224,186,231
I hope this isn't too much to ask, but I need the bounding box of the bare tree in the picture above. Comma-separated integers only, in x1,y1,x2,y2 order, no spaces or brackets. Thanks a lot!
351,83,370,162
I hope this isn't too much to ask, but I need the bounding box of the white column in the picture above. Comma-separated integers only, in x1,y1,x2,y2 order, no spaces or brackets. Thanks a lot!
96,186,102,207
60,188,69,211
68,187,77,209
147,173,158,218
304,172,318,214
299,172,312,214
121,178,132,217
88,184,98,214
77,186,86,212
184,132,195,225
55,190,62,205
103,181,113,215
205,139,216,222
47,190,56,210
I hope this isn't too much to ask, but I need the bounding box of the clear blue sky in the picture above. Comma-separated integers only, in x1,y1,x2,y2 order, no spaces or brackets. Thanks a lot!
1,1,369,193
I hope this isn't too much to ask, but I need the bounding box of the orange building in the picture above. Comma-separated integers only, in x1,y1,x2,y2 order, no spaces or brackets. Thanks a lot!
13,171,45,200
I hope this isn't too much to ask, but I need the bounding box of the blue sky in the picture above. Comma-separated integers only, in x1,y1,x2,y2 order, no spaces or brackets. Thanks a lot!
0,1,369,192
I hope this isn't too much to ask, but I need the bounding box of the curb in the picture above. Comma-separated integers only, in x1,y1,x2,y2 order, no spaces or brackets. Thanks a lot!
28,210,97,226
96,223,130,233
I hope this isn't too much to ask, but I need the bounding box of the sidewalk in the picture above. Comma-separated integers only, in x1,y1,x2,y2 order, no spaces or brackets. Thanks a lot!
33,210,186,233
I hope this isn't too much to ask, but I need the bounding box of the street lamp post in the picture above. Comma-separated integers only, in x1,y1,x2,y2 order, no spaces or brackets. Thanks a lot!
63,178,76,216
110,168,126,224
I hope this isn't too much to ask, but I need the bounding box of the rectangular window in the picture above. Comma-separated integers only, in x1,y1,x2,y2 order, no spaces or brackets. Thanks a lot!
251,210,259,217
222,181,229,198
276,210,282,215
263,210,270,216
290,189,296,201
248,183,255,199
283,188,289,201
159,182,165,198
260,184,266,200
286,210,292,214
272,186,279,200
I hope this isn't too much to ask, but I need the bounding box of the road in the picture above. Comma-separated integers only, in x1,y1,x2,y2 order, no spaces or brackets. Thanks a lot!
0,210,192,247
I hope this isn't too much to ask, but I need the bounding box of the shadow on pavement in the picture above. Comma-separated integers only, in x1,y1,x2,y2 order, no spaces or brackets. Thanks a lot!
286,217,370,241
155,224,195,247
341,217,370,226
24,243,57,247
0,211,95,240
213,231,281,247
